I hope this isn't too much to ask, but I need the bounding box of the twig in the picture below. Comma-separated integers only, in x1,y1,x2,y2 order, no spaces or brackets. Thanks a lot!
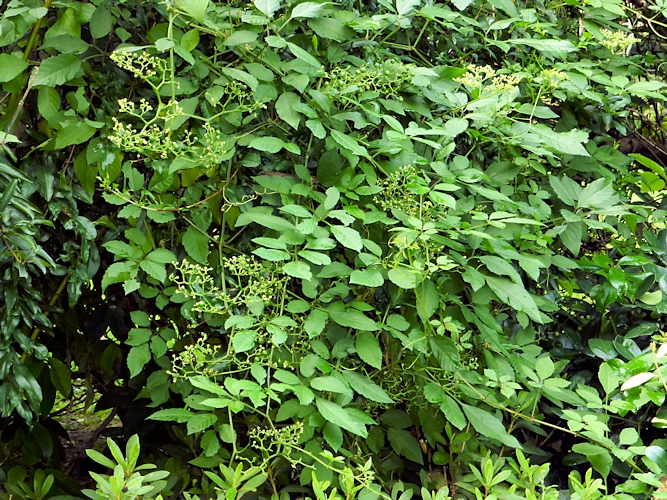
0,68,39,149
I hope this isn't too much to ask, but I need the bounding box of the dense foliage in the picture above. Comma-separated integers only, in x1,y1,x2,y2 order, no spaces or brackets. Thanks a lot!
4,0,667,497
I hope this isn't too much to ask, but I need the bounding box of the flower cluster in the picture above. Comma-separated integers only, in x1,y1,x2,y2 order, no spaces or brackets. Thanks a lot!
600,28,635,54
326,59,414,100
168,334,223,379
199,123,231,170
453,64,496,87
539,68,568,89
110,50,167,80
375,165,433,219
249,422,304,450
487,73,523,92
108,118,177,158
223,255,288,303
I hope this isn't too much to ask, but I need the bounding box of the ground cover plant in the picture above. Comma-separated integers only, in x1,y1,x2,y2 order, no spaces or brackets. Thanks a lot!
4,0,667,497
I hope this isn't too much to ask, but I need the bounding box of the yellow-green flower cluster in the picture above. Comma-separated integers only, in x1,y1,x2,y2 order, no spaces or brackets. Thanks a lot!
539,68,568,89
600,28,635,54
108,118,176,159
110,50,167,80
375,165,433,219
168,334,222,379
453,64,496,87
249,421,304,450
487,73,523,92
327,59,413,100
223,255,287,303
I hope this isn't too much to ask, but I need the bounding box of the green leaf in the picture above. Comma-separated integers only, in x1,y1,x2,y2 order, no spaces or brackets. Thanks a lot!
147,248,177,264
38,86,60,122
49,358,71,398
187,414,218,435
316,398,369,437
342,371,393,403
305,309,328,337
254,0,280,17
298,250,331,265
439,394,466,430
388,267,418,289
55,121,96,148
330,130,369,158
253,248,291,261
350,269,384,287
183,226,209,264
289,1,327,19
127,344,151,378
598,362,619,395
236,209,296,232
331,311,378,331
249,136,286,153
140,260,167,283
224,30,258,47
429,336,460,371
387,428,424,465
73,151,97,197
102,261,136,290
355,331,382,368
485,277,544,323
479,256,522,284
461,403,521,448
307,18,353,41
415,279,439,320
233,330,257,353
34,54,82,87
276,92,302,129
323,422,343,451
283,260,313,280
0,54,28,83
331,225,363,252
286,42,322,69
176,0,209,22
148,408,196,422
311,376,350,394
89,6,113,39
222,67,259,90
508,38,577,57
531,125,590,157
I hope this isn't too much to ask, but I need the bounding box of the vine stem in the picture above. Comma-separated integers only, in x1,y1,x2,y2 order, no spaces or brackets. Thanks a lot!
23,0,53,61
0,68,39,149
20,273,70,364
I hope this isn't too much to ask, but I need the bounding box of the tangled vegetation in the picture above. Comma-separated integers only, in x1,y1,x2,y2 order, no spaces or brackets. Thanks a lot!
4,0,667,498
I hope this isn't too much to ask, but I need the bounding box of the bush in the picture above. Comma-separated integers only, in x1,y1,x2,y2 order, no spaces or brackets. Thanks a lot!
3,0,667,498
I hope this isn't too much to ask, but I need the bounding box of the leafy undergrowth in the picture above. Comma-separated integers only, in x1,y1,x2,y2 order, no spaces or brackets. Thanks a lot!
3,0,667,498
